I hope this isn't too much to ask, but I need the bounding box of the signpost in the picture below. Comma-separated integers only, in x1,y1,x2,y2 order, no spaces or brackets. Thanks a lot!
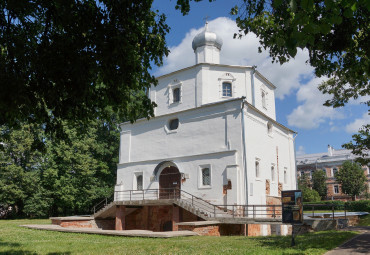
281,190,303,246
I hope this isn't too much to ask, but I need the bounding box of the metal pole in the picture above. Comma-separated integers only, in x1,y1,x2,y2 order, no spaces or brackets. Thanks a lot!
332,205,334,220
253,205,256,218
312,206,314,217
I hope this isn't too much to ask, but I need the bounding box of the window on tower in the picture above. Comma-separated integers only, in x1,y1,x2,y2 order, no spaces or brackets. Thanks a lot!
173,87,180,103
222,82,232,97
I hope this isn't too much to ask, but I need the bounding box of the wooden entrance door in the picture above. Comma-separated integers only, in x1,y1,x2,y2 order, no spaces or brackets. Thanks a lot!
159,166,181,199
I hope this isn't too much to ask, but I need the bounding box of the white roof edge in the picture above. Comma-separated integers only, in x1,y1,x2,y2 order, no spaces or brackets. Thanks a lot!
155,63,254,80
119,97,245,127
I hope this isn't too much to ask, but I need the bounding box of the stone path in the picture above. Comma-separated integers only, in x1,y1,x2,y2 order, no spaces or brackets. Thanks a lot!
21,224,198,238
325,226,370,255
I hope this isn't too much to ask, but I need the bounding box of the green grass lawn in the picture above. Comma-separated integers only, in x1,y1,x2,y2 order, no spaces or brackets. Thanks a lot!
358,214,370,226
0,219,358,255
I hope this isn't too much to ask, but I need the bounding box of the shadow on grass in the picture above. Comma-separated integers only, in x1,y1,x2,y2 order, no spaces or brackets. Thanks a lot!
0,239,71,255
245,231,358,252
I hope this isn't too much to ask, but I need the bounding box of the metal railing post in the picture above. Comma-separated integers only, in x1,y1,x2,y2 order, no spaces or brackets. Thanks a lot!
312,206,314,217
273,205,276,218
214,205,216,218
332,205,334,220
192,196,194,206
130,190,132,201
253,205,256,218
233,205,235,218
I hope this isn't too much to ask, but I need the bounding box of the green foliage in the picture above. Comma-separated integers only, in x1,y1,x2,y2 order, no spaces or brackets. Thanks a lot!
0,0,169,135
302,188,321,202
0,117,119,217
297,173,321,202
345,200,370,212
358,214,370,226
336,161,367,200
0,124,43,213
303,200,345,211
312,170,327,198
298,174,311,190
343,124,370,164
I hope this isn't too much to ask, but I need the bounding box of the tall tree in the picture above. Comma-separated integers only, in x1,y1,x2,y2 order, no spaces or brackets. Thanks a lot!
336,161,367,200
0,0,169,135
0,124,44,216
176,0,369,163
39,119,119,216
312,170,327,199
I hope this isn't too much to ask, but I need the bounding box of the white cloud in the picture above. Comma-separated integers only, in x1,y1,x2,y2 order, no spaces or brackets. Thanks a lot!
156,17,314,100
287,77,345,129
296,145,306,156
345,112,370,133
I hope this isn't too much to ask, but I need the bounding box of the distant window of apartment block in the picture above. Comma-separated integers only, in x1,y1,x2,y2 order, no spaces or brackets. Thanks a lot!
334,185,339,194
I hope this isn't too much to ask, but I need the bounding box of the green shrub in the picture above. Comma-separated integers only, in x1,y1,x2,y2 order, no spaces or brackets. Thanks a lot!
302,188,321,202
303,200,345,210
345,200,370,212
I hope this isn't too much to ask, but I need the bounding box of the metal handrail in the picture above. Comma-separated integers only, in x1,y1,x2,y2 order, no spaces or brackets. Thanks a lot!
112,188,283,219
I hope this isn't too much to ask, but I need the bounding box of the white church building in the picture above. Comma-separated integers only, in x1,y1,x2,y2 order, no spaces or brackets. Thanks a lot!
111,23,297,235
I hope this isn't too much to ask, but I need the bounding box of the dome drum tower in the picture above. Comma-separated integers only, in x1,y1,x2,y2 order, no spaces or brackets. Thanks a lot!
192,22,223,65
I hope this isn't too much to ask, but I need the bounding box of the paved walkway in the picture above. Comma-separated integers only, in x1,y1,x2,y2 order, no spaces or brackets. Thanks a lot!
21,224,198,238
325,226,370,255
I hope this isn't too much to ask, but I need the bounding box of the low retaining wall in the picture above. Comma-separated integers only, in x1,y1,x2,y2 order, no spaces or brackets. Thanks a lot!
50,216,95,228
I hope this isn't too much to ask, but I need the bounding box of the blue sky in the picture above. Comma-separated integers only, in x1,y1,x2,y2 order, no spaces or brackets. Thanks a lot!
151,0,369,155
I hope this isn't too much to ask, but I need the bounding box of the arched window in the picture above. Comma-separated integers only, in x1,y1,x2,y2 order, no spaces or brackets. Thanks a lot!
262,91,266,108
173,88,180,103
222,82,232,97
255,161,260,178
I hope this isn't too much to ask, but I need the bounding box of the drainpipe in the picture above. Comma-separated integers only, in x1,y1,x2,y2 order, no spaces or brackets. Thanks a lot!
241,97,248,205
251,65,257,106
293,133,298,189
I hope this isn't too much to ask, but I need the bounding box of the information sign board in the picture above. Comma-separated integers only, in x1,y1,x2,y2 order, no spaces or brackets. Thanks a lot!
281,190,303,224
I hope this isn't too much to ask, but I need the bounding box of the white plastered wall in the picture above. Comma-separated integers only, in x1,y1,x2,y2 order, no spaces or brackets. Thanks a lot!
243,105,296,206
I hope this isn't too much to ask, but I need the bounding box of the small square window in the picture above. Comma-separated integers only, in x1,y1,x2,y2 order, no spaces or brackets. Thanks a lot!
169,118,179,130
300,171,305,177
173,88,180,103
271,166,275,182
222,82,232,97
202,168,211,186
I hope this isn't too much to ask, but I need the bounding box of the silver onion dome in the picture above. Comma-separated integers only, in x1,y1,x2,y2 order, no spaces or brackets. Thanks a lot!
192,23,223,51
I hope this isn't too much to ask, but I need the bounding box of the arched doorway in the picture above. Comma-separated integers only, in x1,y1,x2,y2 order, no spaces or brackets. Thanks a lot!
159,166,181,199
